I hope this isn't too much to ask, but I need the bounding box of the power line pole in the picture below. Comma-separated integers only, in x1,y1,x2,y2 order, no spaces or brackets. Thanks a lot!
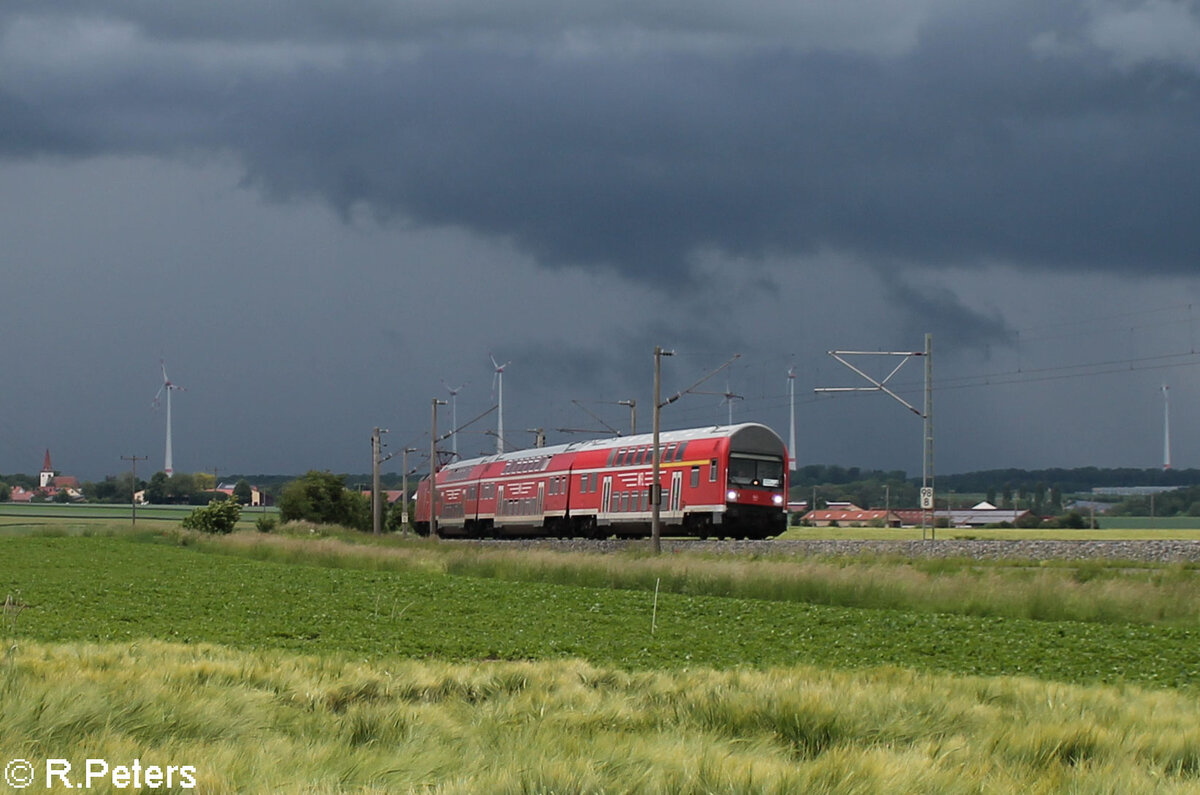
371,427,388,535
618,399,637,435
651,346,673,554
814,334,934,538
401,446,417,535
120,455,147,526
430,398,447,538
922,333,935,540
650,350,741,553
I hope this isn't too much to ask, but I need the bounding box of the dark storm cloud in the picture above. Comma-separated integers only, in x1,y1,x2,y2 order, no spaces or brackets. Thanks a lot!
876,268,1014,350
3,1,1199,285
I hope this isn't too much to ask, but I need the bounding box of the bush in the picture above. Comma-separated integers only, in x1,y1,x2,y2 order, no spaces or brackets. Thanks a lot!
182,499,241,534
1015,512,1043,529
255,514,278,533
278,471,369,531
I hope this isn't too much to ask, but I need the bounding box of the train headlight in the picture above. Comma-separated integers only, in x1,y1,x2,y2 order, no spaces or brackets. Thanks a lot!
726,490,739,502
772,494,784,505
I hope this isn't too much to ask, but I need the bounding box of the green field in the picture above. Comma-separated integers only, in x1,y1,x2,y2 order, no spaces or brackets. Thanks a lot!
3,525,1200,792
0,502,275,532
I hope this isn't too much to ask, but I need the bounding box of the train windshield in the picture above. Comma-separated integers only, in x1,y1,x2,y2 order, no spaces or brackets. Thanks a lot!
728,455,785,488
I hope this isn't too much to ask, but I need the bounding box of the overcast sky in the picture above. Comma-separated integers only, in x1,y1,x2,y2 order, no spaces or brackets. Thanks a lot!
3,0,1200,482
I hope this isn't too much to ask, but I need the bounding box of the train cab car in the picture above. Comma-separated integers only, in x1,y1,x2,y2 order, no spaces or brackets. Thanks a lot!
414,422,788,539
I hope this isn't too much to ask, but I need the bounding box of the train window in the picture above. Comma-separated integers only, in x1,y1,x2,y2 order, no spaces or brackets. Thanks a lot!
709,459,718,482
610,493,619,512
641,489,649,511
690,466,699,488
674,443,688,462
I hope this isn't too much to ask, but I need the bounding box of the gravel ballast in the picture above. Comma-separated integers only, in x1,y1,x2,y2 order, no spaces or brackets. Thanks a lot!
471,538,1200,563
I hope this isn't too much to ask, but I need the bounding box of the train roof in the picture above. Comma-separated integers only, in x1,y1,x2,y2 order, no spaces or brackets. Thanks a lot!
438,423,785,477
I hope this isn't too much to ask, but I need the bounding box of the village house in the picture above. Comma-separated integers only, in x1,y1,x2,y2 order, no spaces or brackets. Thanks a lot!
9,450,82,502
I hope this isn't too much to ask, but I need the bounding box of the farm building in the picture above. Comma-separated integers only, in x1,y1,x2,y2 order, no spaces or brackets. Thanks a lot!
892,508,1035,527
214,481,269,507
803,508,902,527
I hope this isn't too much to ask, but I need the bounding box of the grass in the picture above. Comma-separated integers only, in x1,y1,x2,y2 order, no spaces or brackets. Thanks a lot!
0,502,274,533
4,640,1200,793
2,533,1200,688
184,527,1200,627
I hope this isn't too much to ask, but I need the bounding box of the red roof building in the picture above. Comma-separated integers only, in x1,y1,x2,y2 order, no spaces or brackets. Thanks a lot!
802,509,901,527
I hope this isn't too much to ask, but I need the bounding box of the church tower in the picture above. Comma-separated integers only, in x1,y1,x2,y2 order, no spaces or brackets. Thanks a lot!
40,449,54,488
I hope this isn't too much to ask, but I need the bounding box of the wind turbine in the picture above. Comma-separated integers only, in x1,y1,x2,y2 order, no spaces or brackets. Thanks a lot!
1163,383,1172,471
719,377,743,425
441,380,467,460
490,354,511,453
788,364,797,472
153,360,185,476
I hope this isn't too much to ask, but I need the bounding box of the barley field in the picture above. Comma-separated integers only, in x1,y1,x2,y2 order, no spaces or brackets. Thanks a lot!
3,641,1200,793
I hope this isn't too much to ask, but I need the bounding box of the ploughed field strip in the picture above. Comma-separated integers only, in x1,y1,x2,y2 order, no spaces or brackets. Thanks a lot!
472,537,1200,563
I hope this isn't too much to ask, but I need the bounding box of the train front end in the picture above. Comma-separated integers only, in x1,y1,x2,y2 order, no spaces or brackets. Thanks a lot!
722,424,788,538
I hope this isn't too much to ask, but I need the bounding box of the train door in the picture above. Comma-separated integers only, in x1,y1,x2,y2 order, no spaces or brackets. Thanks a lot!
600,477,612,522
670,470,682,514
537,482,545,517
496,484,504,526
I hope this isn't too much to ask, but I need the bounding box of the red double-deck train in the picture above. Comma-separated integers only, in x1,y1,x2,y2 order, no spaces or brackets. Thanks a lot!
414,422,788,539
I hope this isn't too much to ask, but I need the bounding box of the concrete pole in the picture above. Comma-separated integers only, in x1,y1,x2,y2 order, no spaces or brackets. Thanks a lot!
371,427,382,535
619,399,637,435
650,346,673,553
401,446,417,535
431,399,447,538
121,455,147,526
922,333,935,540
